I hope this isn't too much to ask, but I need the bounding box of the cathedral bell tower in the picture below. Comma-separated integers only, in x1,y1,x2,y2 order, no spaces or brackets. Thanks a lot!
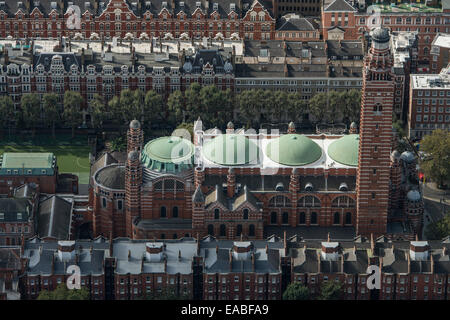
356,27,394,237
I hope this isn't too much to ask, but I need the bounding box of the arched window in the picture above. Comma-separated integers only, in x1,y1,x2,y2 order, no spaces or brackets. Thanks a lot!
172,206,179,218
160,206,167,217
298,196,321,208
249,224,255,237
270,212,277,224
282,212,289,224
208,224,214,236
214,208,220,220
299,212,306,225
236,224,242,236
332,196,355,208
220,224,226,237
333,212,340,225
269,195,291,207
102,197,107,208
310,212,317,225
243,208,249,220
345,212,352,225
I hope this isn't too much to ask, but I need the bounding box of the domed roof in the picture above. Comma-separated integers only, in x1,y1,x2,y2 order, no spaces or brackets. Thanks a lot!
391,150,401,160
370,27,390,43
407,190,421,202
129,119,141,129
350,122,357,129
266,134,322,166
141,136,194,172
183,61,192,73
95,165,126,190
203,134,259,166
327,134,359,167
400,151,415,163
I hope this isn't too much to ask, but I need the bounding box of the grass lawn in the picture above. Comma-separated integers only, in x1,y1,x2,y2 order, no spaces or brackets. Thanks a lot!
0,135,91,184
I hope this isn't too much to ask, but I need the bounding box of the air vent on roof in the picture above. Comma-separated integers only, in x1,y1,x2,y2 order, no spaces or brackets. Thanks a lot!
145,1,151,7
213,2,218,10
180,1,184,7
196,1,201,8
50,1,57,9
85,1,90,8
0,1,5,6
230,3,236,11
131,2,137,8
243,3,249,9
34,1,40,6
68,1,73,6
162,1,167,8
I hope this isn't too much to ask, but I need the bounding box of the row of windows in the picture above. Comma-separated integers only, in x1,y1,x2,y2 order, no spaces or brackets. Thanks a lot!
207,224,256,237
269,211,352,225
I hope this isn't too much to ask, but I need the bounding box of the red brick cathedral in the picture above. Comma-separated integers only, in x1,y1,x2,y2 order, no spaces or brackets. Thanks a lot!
89,27,423,241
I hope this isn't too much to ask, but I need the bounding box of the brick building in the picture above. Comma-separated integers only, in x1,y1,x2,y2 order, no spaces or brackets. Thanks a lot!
274,14,320,41
0,0,276,41
408,64,450,139
430,33,450,74
0,247,22,300
0,153,58,195
321,0,450,67
0,185,38,246
18,235,450,300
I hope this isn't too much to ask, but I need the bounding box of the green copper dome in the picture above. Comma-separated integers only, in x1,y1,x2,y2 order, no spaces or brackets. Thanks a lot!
327,134,359,167
203,134,259,166
266,134,322,166
141,136,194,172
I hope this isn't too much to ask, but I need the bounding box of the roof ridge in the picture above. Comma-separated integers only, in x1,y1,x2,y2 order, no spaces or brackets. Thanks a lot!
47,195,56,237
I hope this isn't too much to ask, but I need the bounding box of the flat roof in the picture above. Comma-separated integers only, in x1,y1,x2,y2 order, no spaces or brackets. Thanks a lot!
0,153,54,169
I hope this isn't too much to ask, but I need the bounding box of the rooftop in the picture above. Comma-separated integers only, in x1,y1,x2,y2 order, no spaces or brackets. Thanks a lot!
0,153,56,175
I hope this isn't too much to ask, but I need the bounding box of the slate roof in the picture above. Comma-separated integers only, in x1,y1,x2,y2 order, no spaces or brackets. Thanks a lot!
0,248,21,270
23,237,109,276
0,198,32,222
323,0,357,12
326,40,364,59
36,195,73,240
276,16,319,32
200,237,284,274
13,183,38,199
112,238,197,275
90,152,119,186
94,164,126,190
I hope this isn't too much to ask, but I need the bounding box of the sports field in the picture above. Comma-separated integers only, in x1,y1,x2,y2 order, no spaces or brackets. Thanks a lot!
0,136,91,184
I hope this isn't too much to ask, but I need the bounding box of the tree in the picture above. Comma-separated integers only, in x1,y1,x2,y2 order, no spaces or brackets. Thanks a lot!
36,284,89,300
184,82,202,121
270,90,288,123
308,92,328,124
342,89,361,124
63,91,84,138
42,93,60,139
175,122,194,140
420,129,450,188
144,90,164,129
286,92,308,123
318,281,343,300
238,90,264,128
108,95,123,128
425,214,450,240
0,96,16,138
282,282,310,300
89,94,107,131
21,93,41,138
119,89,142,124
167,90,186,125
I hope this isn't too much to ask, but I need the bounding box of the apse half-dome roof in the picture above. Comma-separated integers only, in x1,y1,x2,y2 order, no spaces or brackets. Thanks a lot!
141,136,194,172
203,134,259,166
266,134,322,166
327,134,359,167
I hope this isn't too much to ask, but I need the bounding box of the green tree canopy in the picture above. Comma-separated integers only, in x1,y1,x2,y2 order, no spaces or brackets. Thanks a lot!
42,93,60,139
144,89,164,128
282,282,311,300
21,93,41,138
318,280,343,300
89,94,107,130
0,96,16,137
420,129,450,187
425,214,450,240
167,90,186,125
63,91,84,138
184,82,202,121
36,284,89,300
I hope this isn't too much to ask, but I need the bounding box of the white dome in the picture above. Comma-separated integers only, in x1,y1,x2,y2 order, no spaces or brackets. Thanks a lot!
407,190,421,202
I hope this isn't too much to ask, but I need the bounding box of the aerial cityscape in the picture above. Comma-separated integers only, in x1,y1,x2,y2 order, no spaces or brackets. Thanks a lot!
0,0,449,305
